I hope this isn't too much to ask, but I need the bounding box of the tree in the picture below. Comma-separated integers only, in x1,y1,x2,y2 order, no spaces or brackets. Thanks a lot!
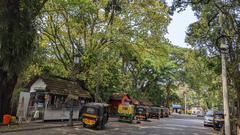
0,0,48,121
39,0,171,101
172,0,240,117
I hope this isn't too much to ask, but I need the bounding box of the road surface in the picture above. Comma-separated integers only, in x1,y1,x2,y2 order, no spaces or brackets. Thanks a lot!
3,114,218,135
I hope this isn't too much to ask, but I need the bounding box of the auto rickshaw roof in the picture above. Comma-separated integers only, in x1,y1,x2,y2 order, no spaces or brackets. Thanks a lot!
151,107,160,109
137,105,147,108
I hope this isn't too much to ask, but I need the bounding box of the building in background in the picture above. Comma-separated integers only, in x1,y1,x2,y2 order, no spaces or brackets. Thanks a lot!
109,93,131,114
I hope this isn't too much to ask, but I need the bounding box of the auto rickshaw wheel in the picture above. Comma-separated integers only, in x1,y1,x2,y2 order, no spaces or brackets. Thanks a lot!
118,116,122,122
83,123,87,128
96,121,104,130
129,117,134,123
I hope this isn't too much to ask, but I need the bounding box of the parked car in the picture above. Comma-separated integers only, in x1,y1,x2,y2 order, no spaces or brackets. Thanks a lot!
196,111,204,117
149,107,161,119
79,103,109,129
204,110,214,126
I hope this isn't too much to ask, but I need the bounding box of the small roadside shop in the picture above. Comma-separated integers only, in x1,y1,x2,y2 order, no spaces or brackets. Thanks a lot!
109,93,131,114
172,104,182,113
138,99,153,107
18,76,92,121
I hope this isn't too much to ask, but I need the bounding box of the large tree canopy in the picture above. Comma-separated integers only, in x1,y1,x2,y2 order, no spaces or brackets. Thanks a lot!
38,0,171,102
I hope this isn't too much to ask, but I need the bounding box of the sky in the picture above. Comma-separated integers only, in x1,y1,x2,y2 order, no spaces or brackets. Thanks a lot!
165,1,197,48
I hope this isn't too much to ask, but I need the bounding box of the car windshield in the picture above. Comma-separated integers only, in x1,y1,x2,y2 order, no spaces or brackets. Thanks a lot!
206,111,213,117
206,114,213,117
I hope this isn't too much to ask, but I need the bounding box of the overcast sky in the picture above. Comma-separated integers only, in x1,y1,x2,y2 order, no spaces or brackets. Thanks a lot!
165,1,197,48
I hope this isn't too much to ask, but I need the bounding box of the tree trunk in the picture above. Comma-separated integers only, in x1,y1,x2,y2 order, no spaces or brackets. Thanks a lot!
233,75,240,118
165,83,171,108
0,69,18,122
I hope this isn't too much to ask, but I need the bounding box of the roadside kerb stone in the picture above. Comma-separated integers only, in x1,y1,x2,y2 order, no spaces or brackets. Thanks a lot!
0,117,117,133
0,123,81,133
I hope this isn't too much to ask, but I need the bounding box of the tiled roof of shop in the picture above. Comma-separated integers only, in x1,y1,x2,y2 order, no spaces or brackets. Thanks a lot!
29,76,91,98
110,93,129,100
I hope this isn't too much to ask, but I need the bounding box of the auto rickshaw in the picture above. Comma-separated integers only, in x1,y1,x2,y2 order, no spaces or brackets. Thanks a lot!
149,107,161,119
213,111,224,130
118,103,135,123
160,107,169,117
79,103,109,129
135,106,149,120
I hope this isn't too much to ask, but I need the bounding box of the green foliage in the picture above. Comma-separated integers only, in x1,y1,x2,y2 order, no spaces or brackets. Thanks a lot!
9,0,230,112
36,0,172,102
172,0,240,110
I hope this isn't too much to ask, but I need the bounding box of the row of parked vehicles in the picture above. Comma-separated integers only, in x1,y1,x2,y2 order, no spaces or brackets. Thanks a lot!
118,104,169,123
204,110,224,131
78,103,170,130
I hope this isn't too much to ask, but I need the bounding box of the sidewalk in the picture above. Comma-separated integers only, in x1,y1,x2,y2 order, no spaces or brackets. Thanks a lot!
0,121,82,133
0,117,118,133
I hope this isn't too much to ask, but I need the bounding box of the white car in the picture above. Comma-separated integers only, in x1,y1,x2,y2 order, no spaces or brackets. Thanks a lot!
197,111,204,117
204,110,214,126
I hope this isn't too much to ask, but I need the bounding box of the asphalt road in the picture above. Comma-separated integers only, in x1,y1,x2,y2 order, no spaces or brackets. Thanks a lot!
3,114,218,135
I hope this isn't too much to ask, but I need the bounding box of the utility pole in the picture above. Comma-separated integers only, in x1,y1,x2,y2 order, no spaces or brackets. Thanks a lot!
95,62,100,103
184,92,187,114
219,11,231,135
95,52,101,103
68,54,80,126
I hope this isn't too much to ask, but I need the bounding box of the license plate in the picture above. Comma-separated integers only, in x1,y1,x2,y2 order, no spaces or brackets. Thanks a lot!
83,118,96,125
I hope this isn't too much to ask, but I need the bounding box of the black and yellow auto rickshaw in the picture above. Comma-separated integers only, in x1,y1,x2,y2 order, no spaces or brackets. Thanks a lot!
135,106,149,120
213,111,224,130
79,103,109,129
118,104,135,123
149,107,161,119
160,107,169,118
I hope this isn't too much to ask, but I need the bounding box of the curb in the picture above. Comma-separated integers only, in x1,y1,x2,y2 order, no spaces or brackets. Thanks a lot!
0,123,81,133
0,118,117,133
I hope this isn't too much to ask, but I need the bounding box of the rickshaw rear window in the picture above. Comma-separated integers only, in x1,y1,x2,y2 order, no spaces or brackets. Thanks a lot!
85,107,96,114
215,115,223,119
137,107,145,112
152,108,160,112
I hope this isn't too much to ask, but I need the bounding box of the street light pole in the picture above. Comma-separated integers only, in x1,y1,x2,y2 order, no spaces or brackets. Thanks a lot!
184,91,187,114
219,11,231,135
68,54,80,126
69,99,73,126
